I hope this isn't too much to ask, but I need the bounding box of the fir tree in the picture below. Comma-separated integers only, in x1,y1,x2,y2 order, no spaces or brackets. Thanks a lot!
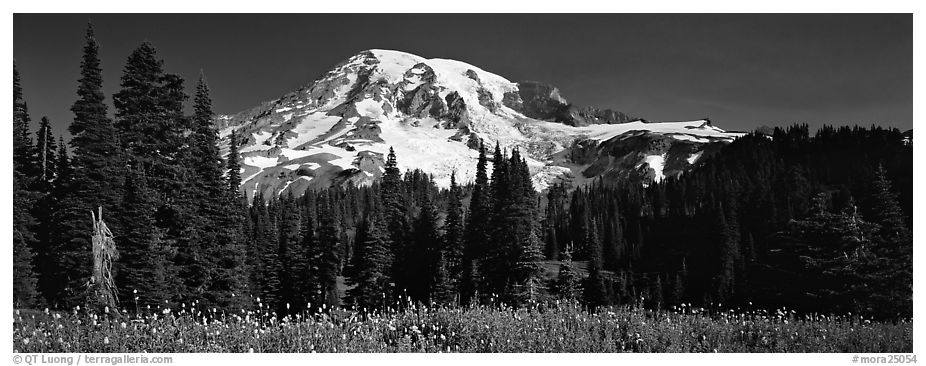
444,172,465,289
51,23,124,307
556,246,582,301
347,214,393,309
867,165,912,318
190,74,249,311
253,192,282,311
512,229,545,305
583,219,607,308
277,192,301,312
34,116,58,187
406,196,441,302
13,63,36,175
314,192,342,308
13,63,41,307
226,131,243,197
461,142,489,304
381,147,409,295
115,166,171,309
30,118,59,307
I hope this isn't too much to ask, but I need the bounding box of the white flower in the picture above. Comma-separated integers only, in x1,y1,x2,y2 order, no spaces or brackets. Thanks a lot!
133,289,138,294
248,348,254,353
162,308,171,315
23,338,30,345
103,337,109,345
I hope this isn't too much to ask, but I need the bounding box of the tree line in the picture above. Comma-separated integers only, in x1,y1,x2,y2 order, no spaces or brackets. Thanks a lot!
13,23,912,320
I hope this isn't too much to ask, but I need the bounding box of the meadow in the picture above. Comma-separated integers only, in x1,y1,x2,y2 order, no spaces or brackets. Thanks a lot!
12,300,912,353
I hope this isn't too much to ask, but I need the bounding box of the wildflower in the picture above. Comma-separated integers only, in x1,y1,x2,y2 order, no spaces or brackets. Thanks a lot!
104,306,110,314
162,308,171,315
121,322,127,329
134,289,138,294
104,337,110,345
23,338,30,345
248,348,254,353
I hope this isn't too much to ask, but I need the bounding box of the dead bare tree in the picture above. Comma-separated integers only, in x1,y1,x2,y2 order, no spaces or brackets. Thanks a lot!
86,207,119,312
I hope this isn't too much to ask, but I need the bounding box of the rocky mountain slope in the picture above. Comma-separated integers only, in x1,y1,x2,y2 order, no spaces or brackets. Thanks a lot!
215,49,744,199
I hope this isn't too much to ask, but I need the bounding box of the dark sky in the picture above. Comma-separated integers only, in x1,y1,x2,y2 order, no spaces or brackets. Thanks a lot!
13,13,912,138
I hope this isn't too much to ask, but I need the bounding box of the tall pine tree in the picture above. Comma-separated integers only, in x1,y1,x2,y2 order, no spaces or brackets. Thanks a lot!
13,63,40,308
51,23,123,307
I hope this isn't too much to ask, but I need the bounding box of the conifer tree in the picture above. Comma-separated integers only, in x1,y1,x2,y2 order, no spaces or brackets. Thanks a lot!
314,191,342,308
480,143,511,297
191,74,249,311
227,131,243,197
781,192,878,314
252,192,282,311
13,165,40,308
867,165,912,318
50,23,124,307
381,147,409,294
544,184,567,260
347,214,393,309
583,218,607,308
512,230,545,305
277,192,301,312
35,116,58,187
37,139,72,303
406,196,440,302
13,63,41,307
556,246,582,301
291,193,317,311
444,172,465,288
13,63,36,175
116,166,171,308
461,142,489,303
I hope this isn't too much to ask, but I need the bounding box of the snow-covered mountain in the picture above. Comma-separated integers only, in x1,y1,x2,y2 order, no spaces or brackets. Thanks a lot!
216,49,744,200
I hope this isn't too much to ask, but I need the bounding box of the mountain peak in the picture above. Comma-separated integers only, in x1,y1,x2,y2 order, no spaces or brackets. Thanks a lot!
216,50,743,200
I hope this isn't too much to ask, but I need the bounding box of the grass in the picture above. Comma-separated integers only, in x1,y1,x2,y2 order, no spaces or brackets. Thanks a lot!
12,301,911,353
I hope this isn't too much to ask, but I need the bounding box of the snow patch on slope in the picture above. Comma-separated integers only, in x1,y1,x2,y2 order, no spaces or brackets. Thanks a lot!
643,154,667,183
687,151,704,165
